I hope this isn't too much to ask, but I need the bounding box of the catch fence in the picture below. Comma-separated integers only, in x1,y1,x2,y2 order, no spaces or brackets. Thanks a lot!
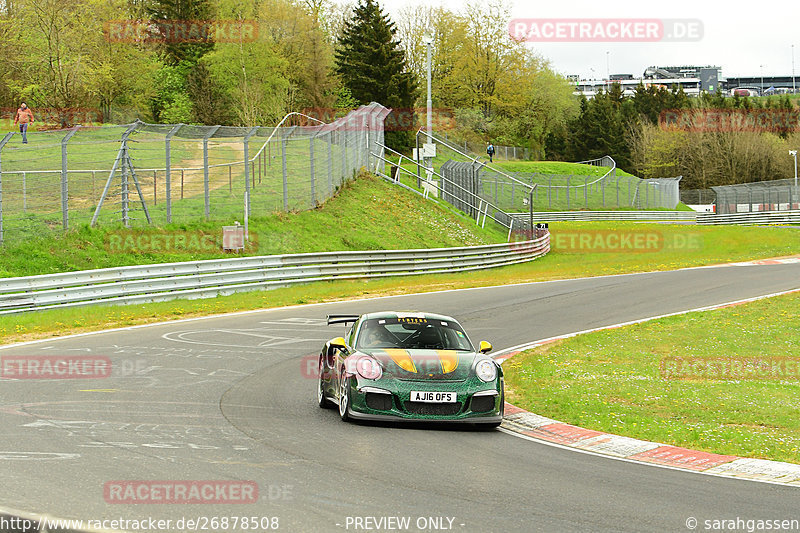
0,103,390,245
712,179,800,215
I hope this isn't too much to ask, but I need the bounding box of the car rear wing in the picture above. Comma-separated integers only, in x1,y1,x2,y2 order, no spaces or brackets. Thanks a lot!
326,314,360,326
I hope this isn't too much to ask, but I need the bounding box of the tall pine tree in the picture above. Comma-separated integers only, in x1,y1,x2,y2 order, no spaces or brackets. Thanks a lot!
334,0,417,150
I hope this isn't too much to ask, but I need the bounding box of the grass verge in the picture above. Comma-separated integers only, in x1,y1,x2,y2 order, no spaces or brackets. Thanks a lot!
1,222,798,347
503,290,800,464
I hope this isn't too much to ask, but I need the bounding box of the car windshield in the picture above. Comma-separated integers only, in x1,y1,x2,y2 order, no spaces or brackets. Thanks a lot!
356,317,474,351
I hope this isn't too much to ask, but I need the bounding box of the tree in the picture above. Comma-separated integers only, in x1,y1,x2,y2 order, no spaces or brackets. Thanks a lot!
334,0,417,148
146,0,214,66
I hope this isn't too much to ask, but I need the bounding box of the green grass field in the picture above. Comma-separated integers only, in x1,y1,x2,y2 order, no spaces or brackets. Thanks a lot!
0,130,368,243
0,172,506,278
503,290,800,464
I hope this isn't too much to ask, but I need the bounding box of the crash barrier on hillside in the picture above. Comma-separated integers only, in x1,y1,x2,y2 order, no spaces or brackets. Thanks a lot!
0,235,550,315
712,180,800,215
0,103,390,245
511,211,698,223
696,210,800,225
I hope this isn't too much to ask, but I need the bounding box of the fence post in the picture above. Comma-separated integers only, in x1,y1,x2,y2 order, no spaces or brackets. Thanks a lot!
203,126,220,220
243,126,259,222
282,130,289,211
0,132,13,245
91,122,139,227
327,133,333,197
601,175,606,207
121,152,129,227
584,176,589,208
342,130,347,183
310,136,316,207
165,124,183,224
566,175,571,210
61,126,80,230
628,179,632,207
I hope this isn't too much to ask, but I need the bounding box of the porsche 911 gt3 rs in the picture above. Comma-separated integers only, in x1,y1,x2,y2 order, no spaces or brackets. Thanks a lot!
317,311,503,426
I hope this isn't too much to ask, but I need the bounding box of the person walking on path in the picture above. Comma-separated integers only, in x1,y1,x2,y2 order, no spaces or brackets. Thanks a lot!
13,103,34,144
487,142,495,163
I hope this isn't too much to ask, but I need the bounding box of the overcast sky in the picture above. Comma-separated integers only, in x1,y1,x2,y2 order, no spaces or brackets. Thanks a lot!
381,0,798,80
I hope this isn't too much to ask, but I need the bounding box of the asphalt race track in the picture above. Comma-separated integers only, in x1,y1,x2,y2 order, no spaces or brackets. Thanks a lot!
1,262,799,532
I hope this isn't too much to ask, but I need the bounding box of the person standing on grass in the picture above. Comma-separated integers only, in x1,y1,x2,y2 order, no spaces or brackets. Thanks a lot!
13,103,34,144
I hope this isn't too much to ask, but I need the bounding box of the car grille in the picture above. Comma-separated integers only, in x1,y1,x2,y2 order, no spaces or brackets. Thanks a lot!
470,395,496,413
403,401,463,416
365,392,393,411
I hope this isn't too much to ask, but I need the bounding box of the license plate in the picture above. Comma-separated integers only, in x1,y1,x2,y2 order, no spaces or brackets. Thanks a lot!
410,391,456,403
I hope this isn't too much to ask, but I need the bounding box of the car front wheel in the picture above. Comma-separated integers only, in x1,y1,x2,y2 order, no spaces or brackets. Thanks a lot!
318,358,333,409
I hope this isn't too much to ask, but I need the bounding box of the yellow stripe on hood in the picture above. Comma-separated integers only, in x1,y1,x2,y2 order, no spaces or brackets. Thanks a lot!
384,349,417,373
437,350,459,374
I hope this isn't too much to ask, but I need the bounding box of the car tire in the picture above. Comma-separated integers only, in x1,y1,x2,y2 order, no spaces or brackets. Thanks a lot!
318,357,333,409
338,368,352,422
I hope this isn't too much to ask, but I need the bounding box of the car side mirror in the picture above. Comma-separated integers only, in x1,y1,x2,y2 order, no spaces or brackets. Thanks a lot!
330,337,347,349
479,341,492,354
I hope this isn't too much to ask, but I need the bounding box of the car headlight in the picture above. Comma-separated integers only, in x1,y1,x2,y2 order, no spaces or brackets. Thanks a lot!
475,359,497,382
356,356,382,380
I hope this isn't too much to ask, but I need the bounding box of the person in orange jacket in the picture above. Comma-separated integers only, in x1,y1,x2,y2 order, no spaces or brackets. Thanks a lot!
13,103,34,144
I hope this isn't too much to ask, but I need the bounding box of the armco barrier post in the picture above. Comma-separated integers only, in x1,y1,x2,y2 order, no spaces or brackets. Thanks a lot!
61,126,79,230
0,132,12,245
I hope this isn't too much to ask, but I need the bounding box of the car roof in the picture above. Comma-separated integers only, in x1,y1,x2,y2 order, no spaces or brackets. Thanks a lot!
359,311,459,323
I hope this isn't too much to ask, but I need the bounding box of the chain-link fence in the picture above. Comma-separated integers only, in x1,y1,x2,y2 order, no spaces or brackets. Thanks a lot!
680,189,716,206
439,132,529,161
413,133,682,213
712,179,800,215
0,103,389,244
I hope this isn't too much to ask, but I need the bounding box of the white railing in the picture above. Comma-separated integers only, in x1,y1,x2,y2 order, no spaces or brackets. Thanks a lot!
697,210,800,225
511,211,697,222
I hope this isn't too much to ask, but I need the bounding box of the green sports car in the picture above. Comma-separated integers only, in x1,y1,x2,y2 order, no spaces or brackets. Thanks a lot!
317,311,503,427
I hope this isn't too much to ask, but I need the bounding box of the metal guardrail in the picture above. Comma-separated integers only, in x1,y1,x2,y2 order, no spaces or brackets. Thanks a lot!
512,211,698,222
696,210,800,225
0,235,550,315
